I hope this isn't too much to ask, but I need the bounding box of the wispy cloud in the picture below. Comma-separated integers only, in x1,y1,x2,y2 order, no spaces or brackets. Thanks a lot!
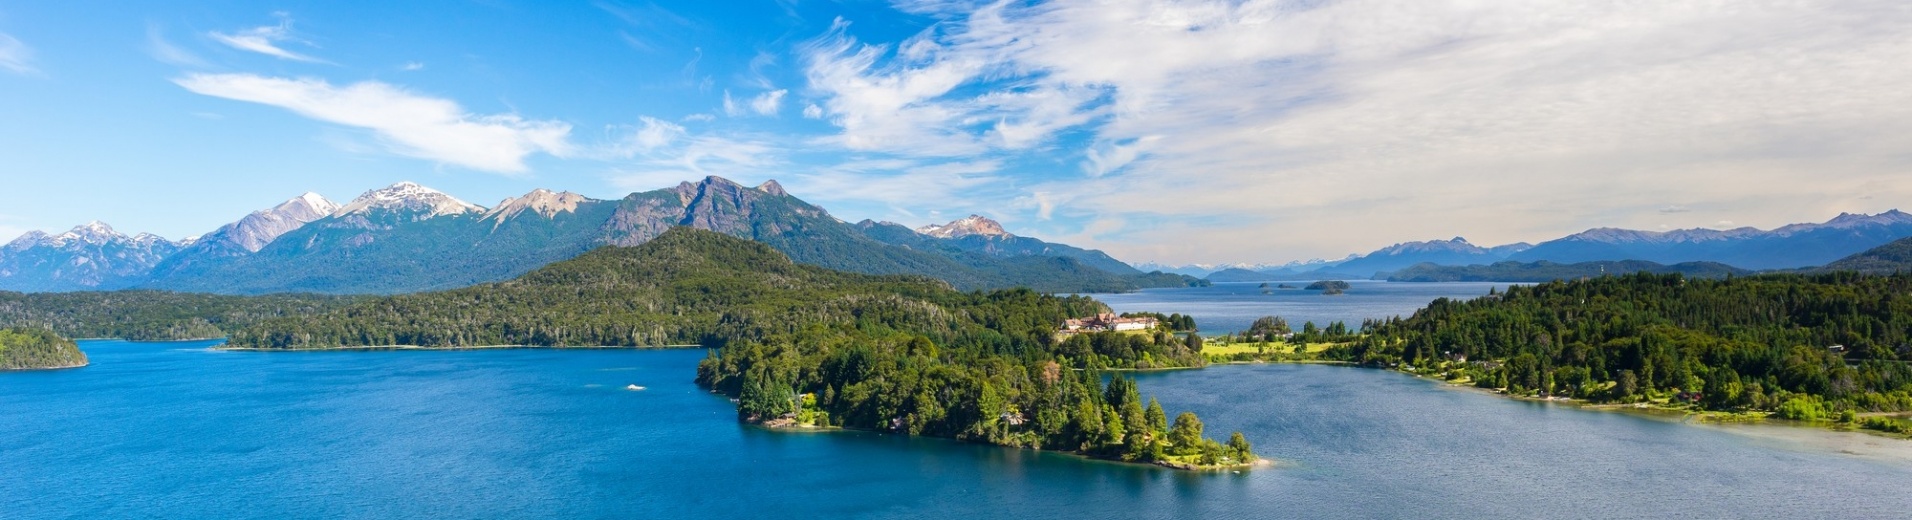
174,73,574,174
144,24,207,68
209,13,331,64
723,89,788,117
797,0,1912,263
0,32,38,75
606,116,779,190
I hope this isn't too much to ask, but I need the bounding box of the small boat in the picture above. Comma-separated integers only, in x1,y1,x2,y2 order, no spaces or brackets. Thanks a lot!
625,384,646,391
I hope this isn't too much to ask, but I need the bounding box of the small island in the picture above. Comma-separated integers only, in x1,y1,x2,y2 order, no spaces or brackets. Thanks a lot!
1304,280,1351,295
0,327,88,370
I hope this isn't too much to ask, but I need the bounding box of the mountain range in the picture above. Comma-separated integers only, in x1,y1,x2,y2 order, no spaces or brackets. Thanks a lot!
1193,210,1912,282
0,177,1187,295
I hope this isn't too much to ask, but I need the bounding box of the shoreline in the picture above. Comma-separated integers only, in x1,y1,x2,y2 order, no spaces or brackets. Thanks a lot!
213,344,706,352
0,360,90,372
1394,367,1912,460
747,417,1265,472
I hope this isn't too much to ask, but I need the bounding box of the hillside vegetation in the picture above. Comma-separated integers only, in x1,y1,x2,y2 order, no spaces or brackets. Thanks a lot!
0,327,88,370
1342,273,1912,418
0,291,357,341
1821,237,1912,275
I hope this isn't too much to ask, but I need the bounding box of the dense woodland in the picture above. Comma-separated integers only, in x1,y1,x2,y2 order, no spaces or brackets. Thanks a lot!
0,326,88,370
0,290,355,341
1338,273,1912,419
206,228,1251,466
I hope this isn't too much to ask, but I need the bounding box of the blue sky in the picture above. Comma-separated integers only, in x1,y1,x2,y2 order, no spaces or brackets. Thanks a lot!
2,1,1910,264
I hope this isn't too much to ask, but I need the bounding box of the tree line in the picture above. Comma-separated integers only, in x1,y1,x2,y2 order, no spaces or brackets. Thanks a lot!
1336,272,1912,418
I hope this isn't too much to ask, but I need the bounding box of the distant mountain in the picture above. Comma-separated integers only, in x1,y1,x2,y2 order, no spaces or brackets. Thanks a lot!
1131,263,1216,278
1192,211,1912,281
0,176,1163,295
147,182,619,294
915,214,1010,239
1820,236,1912,274
1386,260,1751,283
147,193,340,279
1510,211,1912,270
860,215,1142,276
1324,237,1532,278
0,222,181,291
1205,267,1369,283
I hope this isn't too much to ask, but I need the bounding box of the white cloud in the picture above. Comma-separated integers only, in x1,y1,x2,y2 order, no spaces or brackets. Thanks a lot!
401,61,424,71
722,90,742,117
803,0,1912,264
723,89,789,117
802,103,823,119
630,116,685,151
682,113,715,122
209,13,330,63
786,158,1007,221
606,119,779,191
174,73,574,174
750,89,787,116
0,32,37,75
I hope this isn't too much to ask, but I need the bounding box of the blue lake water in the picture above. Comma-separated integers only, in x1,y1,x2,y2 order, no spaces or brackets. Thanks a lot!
7,340,1912,519
1095,281,1510,333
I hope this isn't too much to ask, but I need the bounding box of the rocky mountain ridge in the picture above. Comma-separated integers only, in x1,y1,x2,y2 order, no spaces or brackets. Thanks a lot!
0,177,1167,294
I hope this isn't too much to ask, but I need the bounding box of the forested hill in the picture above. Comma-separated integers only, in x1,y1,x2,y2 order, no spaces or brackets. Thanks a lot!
1343,272,1912,416
223,227,1254,468
226,226,954,349
0,327,88,370
1821,237,1912,274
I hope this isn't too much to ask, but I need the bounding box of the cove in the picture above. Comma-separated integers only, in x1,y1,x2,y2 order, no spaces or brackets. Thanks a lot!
4,340,1911,519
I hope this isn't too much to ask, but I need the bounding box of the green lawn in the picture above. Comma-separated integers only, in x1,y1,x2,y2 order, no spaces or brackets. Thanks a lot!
1201,341,1335,356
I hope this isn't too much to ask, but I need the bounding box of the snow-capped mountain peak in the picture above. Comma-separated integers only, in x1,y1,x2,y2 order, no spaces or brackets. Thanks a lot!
276,192,341,221
194,192,345,253
482,189,592,223
916,214,1012,239
56,221,127,245
333,181,485,220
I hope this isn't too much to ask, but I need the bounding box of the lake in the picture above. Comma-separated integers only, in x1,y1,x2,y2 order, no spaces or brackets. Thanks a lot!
1095,281,1511,334
6,340,1912,519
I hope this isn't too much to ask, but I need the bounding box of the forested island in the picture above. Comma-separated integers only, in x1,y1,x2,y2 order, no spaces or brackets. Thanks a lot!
0,326,88,370
1304,280,1350,295
1332,273,1912,434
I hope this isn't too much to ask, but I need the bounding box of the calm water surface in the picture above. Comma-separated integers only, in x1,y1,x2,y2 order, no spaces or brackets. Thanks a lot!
1095,281,1510,333
5,340,1912,519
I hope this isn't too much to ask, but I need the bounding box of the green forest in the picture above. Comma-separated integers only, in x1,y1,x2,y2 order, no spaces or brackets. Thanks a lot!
1336,272,1912,422
0,290,356,341
0,326,88,370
